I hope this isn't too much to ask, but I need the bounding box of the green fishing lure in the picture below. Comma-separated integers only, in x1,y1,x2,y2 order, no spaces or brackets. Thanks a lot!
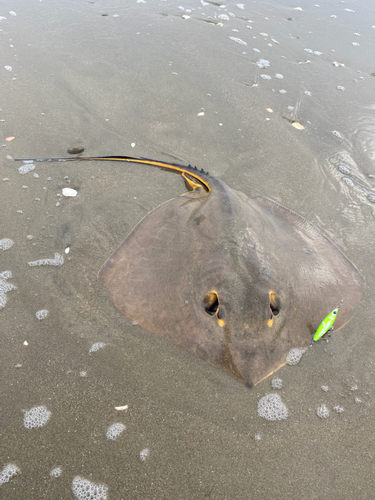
313,307,339,342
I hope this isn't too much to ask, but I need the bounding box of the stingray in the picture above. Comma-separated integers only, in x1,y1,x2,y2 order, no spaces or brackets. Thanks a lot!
15,155,365,387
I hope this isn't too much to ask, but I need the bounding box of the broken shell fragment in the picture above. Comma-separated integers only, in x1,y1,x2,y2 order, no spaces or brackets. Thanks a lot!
114,405,129,411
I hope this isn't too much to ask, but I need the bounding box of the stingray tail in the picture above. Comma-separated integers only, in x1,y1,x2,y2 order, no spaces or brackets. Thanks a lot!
13,155,212,192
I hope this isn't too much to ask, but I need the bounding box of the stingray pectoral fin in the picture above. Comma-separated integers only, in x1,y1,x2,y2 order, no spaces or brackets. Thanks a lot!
252,196,365,333
98,188,214,349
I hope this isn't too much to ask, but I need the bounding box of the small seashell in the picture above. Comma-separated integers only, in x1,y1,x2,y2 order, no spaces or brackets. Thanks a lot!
291,122,305,130
114,405,129,411
68,147,84,154
197,112,205,116
62,188,78,197
5,136,15,141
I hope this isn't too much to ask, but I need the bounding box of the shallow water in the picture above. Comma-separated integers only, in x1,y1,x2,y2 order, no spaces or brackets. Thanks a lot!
1,0,375,498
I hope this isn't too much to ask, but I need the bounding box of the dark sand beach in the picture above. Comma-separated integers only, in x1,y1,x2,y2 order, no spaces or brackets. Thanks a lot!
1,0,375,498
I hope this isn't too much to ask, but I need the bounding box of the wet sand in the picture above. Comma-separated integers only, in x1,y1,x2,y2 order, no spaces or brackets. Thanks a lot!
1,0,375,498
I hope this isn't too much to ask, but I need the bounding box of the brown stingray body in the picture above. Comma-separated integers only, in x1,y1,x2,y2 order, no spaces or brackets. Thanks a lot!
15,155,365,387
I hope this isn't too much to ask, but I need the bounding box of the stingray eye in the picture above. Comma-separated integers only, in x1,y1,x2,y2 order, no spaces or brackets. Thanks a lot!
203,291,225,326
269,290,280,316
204,291,219,316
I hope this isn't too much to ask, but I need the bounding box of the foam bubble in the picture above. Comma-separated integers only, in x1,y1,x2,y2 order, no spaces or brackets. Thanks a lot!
229,37,247,46
260,74,271,80
338,165,350,174
351,385,358,391
254,434,261,441
257,394,288,421
355,397,361,403
36,309,48,320
316,404,329,418
343,177,354,187
23,405,51,429
333,406,344,413
106,423,126,440
271,378,282,389
72,476,108,500
18,164,35,175
286,348,304,365
89,342,106,353
0,270,16,309
28,253,64,267
0,463,20,485
368,194,375,203
50,467,62,478
321,385,328,392
0,238,13,250
332,130,342,138
140,448,150,462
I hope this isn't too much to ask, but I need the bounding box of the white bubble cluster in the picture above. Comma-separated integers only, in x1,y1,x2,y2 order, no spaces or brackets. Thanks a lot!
140,448,150,462
316,404,329,418
72,476,108,500
106,423,126,440
0,463,20,485
0,270,16,309
28,253,64,267
333,406,344,413
36,309,48,320
254,434,261,441
18,163,35,175
321,385,328,392
0,238,13,250
89,342,106,353
23,405,51,429
286,348,304,365
256,58,270,68
257,394,288,421
271,378,283,389
50,467,62,478
338,165,350,174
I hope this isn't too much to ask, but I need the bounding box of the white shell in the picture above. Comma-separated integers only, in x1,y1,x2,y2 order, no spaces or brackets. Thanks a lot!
62,188,77,197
